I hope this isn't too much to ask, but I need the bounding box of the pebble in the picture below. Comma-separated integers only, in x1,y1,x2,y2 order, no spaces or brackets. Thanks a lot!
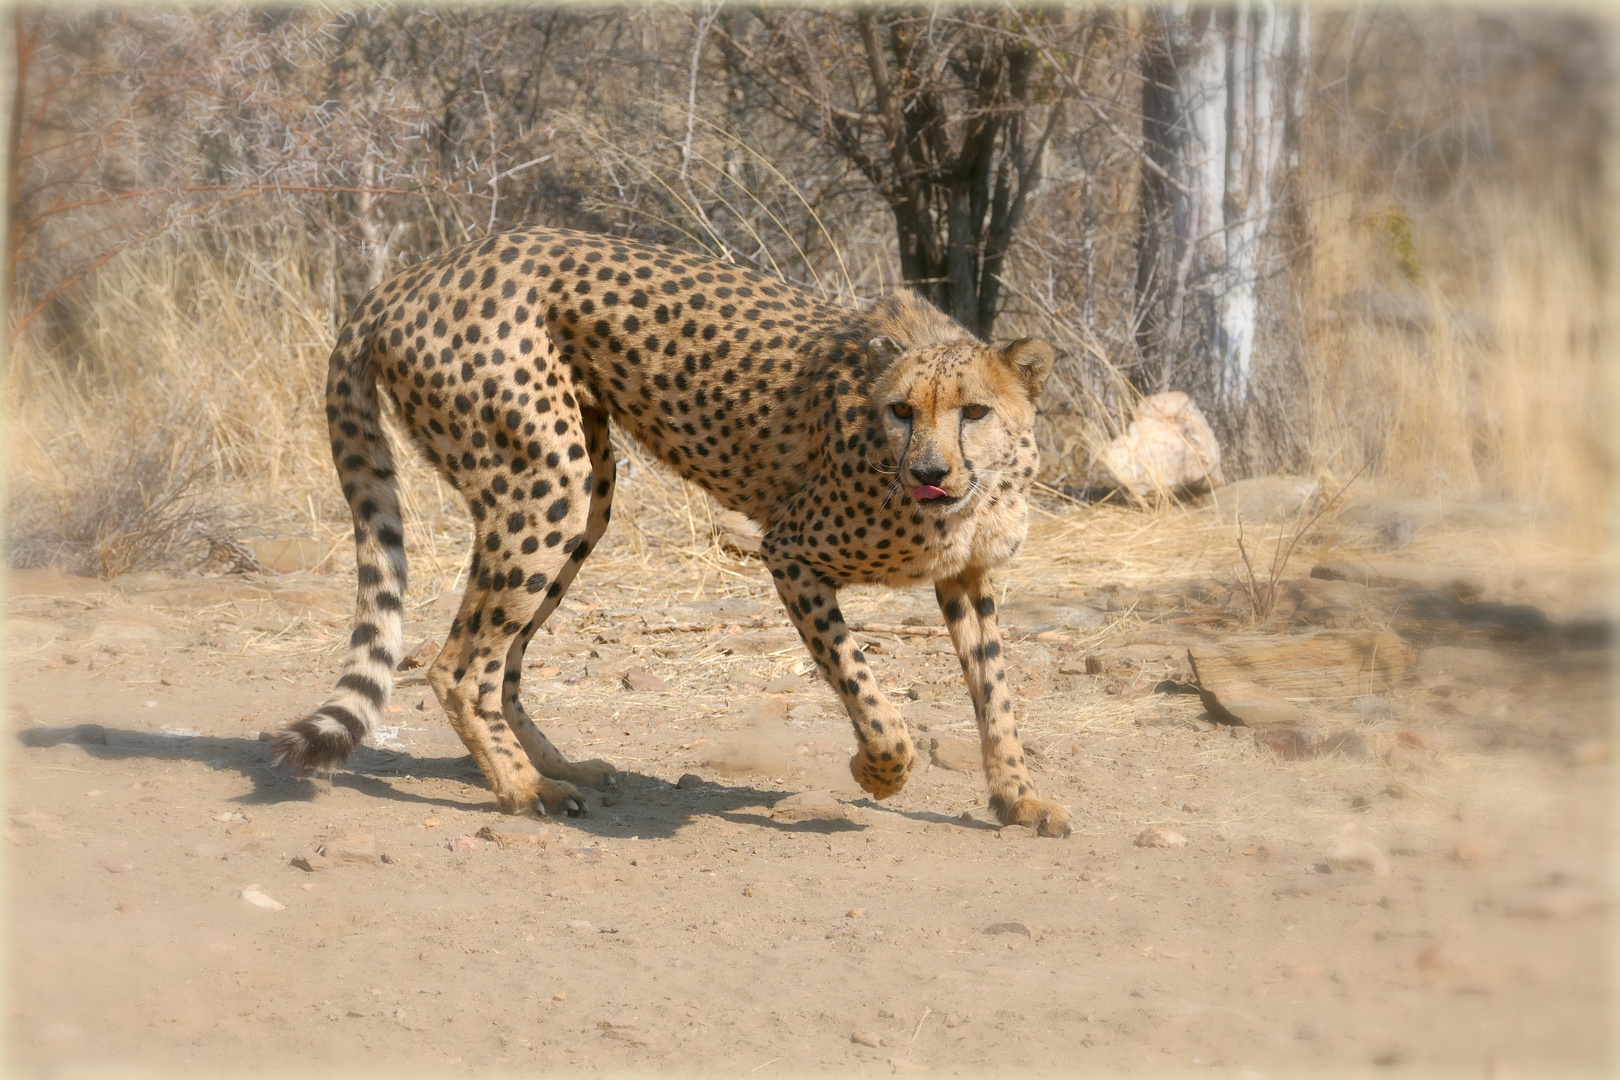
397,638,440,670
553,992,567,1002
102,860,133,874
1451,840,1488,867
477,819,551,848
1572,739,1611,766
762,673,807,694
620,669,671,693
851,1030,884,1048
292,851,335,872
1325,836,1390,877
567,919,594,933
846,908,862,918
675,773,704,790
1254,727,1322,760
239,885,284,910
318,827,382,866
771,791,847,823
1134,825,1188,849
928,736,980,772
446,834,493,853
983,921,1032,937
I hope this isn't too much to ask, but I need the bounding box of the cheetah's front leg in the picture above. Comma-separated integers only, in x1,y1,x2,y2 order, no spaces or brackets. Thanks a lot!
935,569,1072,838
765,556,916,799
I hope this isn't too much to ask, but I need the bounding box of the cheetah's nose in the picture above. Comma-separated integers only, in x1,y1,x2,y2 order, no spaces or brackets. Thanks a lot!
911,466,949,489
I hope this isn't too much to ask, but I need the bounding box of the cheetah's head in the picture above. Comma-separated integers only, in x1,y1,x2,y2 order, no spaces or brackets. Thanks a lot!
872,335,1055,512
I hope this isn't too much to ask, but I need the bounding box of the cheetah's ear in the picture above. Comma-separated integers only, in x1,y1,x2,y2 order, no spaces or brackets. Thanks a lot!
867,335,905,368
1000,338,1056,398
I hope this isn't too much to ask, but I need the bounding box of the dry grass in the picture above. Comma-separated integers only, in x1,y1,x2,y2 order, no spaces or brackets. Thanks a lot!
1298,189,1607,537
4,185,1605,589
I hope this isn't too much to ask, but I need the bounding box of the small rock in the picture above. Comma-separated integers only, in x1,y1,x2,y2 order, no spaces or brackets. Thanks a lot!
256,730,275,742
846,908,863,918
1451,840,1488,867
291,851,334,872
102,860,134,874
1325,836,1390,877
1321,729,1375,760
19,723,108,748
1350,795,1373,812
477,819,551,848
445,834,493,853
983,921,1032,937
1385,780,1419,800
318,827,381,866
1134,825,1188,849
620,669,671,693
553,992,567,1002
928,737,980,772
1195,678,1303,729
1282,962,1322,978
116,901,140,914
398,638,440,671
889,1056,930,1074
675,773,704,790
1415,942,1467,976
567,919,594,933
772,791,847,824
1254,727,1322,761
239,886,284,910
851,1030,884,1048
1572,739,1611,766
762,673,807,694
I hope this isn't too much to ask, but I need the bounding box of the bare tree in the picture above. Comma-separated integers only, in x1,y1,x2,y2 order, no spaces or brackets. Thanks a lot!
715,6,1090,337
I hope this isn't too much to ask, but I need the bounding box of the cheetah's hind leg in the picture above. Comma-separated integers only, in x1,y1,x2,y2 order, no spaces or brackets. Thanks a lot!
496,406,619,796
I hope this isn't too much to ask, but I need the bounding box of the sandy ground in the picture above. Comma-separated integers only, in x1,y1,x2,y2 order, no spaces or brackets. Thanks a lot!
4,496,1611,1077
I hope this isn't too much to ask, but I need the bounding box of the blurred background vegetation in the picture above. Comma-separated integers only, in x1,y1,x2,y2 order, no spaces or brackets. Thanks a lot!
2,5,1608,576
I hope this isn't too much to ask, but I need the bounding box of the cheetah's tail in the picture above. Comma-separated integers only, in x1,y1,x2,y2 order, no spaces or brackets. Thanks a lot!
272,325,406,773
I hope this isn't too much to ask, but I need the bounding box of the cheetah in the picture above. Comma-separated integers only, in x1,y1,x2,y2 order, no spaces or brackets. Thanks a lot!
272,226,1072,839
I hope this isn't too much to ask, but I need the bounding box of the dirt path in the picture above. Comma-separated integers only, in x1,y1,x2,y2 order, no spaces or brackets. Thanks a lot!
5,507,1610,1076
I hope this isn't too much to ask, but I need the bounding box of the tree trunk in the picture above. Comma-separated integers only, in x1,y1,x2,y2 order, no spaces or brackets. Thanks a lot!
1135,4,1310,432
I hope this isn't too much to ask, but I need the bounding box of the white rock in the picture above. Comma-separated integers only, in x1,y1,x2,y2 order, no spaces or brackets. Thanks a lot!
239,885,285,910
1325,837,1390,877
1100,392,1223,499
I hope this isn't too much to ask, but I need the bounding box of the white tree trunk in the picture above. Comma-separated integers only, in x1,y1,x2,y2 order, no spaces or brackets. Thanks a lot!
1143,4,1309,413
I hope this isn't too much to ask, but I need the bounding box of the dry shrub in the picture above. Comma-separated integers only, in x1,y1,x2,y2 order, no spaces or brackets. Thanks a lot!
5,232,343,576
6,406,224,578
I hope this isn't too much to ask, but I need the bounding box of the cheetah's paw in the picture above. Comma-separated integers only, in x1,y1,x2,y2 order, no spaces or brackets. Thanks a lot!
559,758,619,791
849,741,916,800
993,794,1072,838
533,778,590,818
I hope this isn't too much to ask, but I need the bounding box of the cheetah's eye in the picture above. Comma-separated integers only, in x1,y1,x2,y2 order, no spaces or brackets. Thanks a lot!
889,403,913,421
962,404,990,421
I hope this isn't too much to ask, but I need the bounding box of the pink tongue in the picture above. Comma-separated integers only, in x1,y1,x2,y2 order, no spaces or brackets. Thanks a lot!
912,485,949,501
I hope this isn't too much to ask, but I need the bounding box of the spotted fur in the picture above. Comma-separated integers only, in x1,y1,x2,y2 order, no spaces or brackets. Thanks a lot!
273,226,1071,838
